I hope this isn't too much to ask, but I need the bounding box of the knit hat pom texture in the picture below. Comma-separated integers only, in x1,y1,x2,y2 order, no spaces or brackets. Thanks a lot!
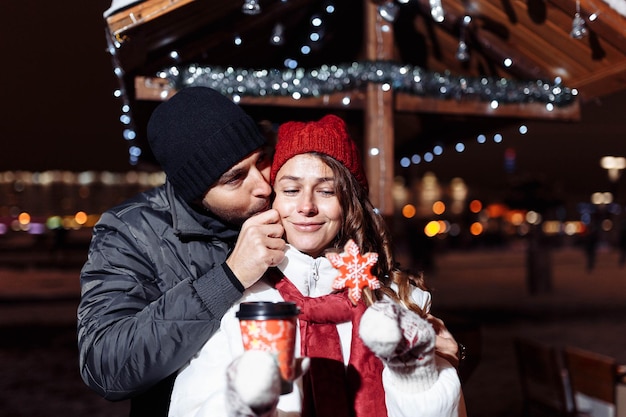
270,114,368,191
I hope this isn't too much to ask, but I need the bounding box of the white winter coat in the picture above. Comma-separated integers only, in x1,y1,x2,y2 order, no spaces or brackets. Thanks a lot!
168,245,461,417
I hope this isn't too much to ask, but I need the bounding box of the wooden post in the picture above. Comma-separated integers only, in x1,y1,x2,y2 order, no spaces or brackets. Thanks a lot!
364,0,396,217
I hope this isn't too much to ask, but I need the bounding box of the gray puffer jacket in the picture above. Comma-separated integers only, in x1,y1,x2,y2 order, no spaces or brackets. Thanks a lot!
77,181,244,416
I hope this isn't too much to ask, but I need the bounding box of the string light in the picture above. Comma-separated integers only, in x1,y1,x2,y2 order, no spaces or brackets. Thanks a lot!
429,0,445,22
270,23,285,45
378,1,400,22
456,41,469,62
571,0,587,39
106,0,579,166
242,0,261,15
455,15,471,62
105,25,139,166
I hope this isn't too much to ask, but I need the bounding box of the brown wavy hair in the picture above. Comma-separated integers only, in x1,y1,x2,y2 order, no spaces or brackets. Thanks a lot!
316,153,430,317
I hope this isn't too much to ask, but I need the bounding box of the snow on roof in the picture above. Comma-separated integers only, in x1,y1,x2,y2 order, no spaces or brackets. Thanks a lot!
103,0,143,17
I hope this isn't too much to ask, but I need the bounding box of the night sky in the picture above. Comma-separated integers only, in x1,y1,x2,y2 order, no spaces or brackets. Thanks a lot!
1,0,129,172
2,0,626,208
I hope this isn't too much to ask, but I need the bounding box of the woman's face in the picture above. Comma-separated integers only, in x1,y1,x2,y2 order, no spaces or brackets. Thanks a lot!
272,154,343,258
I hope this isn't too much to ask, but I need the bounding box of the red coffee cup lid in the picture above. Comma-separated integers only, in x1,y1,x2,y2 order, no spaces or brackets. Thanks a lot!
236,301,300,320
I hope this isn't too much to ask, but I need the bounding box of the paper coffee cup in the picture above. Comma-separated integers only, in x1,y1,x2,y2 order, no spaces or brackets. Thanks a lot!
236,301,300,394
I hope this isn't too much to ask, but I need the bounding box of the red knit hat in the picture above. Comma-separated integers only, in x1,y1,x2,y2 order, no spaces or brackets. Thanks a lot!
271,114,368,191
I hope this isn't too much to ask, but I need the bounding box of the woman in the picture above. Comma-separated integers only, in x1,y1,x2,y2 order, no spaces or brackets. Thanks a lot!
168,114,464,417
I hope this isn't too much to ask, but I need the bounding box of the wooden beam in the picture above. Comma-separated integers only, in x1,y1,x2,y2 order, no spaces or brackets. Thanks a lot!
546,0,626,56
395,92,582,120
134,76,368,107
236,94,368,109
105,0,196,41
570,60,626,99
471,0,592,79
135,76,581,120
134,76,177,101
363,0,396,217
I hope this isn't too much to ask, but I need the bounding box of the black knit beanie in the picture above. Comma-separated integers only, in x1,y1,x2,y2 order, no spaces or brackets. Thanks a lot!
147,86,267,203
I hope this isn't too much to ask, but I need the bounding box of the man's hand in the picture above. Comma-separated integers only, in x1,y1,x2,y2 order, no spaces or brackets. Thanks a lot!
427,314,460,368
227,209,286,288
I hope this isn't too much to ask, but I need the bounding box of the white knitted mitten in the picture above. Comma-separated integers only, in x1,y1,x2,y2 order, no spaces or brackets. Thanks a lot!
359,298,438,392
226,350,281,417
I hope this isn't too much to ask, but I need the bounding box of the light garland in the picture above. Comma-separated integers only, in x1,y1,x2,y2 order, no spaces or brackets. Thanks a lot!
571,0,588,39
107,0,626,169
107,0,582,166
160,60,577,106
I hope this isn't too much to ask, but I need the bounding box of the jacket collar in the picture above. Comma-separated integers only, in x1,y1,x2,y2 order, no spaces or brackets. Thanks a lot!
167,181,240,242
277,245,337,297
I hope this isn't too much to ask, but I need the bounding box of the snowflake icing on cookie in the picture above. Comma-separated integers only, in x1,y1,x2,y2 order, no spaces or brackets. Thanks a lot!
326,239,380,304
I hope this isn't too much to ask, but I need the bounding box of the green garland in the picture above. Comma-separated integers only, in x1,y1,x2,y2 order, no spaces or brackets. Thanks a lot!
162,60,577,106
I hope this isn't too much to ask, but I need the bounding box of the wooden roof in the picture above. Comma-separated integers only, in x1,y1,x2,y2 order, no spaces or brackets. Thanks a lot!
106,0,626,101
104,0,626,213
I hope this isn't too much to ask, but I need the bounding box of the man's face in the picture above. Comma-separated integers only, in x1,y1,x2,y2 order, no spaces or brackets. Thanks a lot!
201,149,272,225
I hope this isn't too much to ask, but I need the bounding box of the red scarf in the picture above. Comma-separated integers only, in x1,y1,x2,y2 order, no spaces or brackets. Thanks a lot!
269,269,387,417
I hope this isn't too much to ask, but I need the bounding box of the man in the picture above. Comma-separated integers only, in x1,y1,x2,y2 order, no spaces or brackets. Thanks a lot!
77,87,286,416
